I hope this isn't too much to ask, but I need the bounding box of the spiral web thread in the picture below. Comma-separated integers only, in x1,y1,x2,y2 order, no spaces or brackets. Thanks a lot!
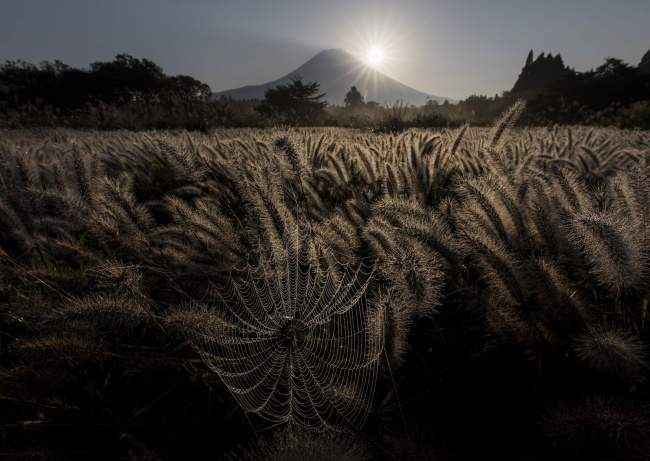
188,232,383,430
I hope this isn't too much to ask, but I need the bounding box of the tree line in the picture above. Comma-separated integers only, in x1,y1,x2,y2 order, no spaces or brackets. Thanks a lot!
2,51,649,129
0,54,210,110
447,51,650,128
0,53,448,131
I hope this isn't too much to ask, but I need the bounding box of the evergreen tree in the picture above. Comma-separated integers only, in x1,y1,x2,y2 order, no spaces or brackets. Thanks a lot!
344,86,365,107
257,78,327,124
525,49,534,67
638,49,650,74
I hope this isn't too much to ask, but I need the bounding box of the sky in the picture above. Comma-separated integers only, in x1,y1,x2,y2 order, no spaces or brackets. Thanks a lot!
1,0,649,100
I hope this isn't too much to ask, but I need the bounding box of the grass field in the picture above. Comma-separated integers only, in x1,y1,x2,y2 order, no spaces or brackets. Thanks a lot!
2,112,650,459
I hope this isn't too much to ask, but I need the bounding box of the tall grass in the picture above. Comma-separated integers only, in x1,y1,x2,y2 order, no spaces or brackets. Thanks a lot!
1,116,649,459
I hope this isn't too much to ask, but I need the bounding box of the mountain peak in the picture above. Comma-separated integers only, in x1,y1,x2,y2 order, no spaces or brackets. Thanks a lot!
299,48,358,67
214,48,450,106
315,48,350,57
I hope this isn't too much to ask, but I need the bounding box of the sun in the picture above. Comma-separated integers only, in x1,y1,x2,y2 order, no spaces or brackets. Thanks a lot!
365,46,385,67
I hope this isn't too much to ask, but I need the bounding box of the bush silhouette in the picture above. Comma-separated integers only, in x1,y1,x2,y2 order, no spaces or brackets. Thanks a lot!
257,78,327,125
344,86,365,107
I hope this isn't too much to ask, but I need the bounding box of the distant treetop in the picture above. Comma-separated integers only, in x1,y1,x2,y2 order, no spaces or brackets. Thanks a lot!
344,86,365,107
257,78,327,124
512,50,573,95
639,49,650,74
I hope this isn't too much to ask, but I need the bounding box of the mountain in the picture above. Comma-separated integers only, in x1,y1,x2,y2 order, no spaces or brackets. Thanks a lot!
213,48,450,106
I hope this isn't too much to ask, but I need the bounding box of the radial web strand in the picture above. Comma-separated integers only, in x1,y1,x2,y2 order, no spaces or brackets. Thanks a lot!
186,233,383,429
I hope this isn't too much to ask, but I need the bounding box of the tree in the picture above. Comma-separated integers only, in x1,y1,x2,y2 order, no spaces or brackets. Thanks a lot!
639,50,650,74
257,78,327,124
525,49,534,68
594,58,634,79
163,75,211,100
89,54,166,102
0,54,214,112
512,50,573,95
425,98,440,108
344,86,364,107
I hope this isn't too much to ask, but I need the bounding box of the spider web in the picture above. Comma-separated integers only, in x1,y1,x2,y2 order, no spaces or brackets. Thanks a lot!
187,231,383,430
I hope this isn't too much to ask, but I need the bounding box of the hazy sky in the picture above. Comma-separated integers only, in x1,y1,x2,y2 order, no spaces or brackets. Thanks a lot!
1,0,649,100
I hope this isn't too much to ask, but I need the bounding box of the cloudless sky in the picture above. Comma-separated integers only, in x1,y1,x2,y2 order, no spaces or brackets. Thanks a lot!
1,0,649,100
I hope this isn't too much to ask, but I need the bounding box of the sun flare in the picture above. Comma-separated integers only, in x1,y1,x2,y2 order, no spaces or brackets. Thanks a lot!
365,46,385,67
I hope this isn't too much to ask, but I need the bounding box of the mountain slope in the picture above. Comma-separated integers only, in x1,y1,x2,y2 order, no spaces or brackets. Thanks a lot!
213,48,450,106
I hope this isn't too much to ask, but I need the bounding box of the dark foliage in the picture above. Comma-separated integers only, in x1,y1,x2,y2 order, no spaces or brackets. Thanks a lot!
345,86,365,108
512,51,574,95
640,50,650,75
450,50,650,128
0,55,228,132
0,54,210,111
257,78,328,125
